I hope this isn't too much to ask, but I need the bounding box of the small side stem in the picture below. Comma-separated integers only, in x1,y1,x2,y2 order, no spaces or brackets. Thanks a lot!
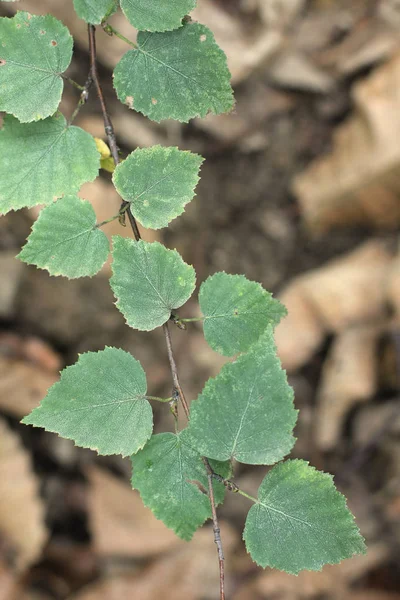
237,488,258,504
144,395,174,403
68,73,93,125
180,317,205,323
64,76,86,91
96,203,130,228
101,22,138,48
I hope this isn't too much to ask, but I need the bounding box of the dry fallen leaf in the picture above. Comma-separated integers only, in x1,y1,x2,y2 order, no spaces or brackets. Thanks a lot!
193,0,283,84
293,53,400,233
87,466,181,559
275,241,393,371
315,323,382,451
0,335,59,419
233,545,388,600
73,522,237,600
0,419,47,572
0,253,23,320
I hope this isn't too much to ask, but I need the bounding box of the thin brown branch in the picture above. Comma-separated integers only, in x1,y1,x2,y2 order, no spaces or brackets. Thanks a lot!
88,24,141,240
203,457,226,600
163,324,225,597
88,24,226,599
162,322,190,419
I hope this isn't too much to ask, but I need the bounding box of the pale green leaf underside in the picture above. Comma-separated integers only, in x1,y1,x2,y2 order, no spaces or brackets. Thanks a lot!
187,329,297,465
73,0,117,24
18,196,110,278
110,237,196,331
113,22,234,123
113,146,203,229
200,272,287,356
0,114,100,215
22,347,152,457
120,0,196,32
131,430,230,540
0,12,73,122
243,460,366,574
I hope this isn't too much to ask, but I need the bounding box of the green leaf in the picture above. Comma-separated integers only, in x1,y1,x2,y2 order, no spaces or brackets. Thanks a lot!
0,114,100,215
131,430,230,540
0,12,73,122
113,22,234,123
110,237,196,331
73,0,118,24
187,328,297,465
113,146,203,229
22,347,152,457
18,196,110,279
120,0,196,32
243,460,366,574
199,272,287,356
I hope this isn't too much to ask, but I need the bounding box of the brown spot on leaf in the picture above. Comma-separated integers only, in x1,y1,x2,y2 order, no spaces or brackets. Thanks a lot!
16,24,21,29
200,34,207,42
0,59,6,67
40,30,46,35
125,96,134,108
151,98,158,105
51,40,57,47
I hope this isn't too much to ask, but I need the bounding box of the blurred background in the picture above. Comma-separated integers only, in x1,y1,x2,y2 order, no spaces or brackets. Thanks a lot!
1,0,400,598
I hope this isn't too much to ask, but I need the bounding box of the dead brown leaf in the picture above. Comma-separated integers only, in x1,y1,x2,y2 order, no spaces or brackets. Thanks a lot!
0,419,47,572
233,546,388,600
87,466,181,559
275,241,393,371
0,253,24,320
293,53,400,233
0,335,59,419
315,323,382,451
72,522,237,600
193,0,283,84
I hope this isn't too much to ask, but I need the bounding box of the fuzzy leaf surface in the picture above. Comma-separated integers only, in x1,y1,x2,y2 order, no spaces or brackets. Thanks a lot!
22,348,152,457
199,272,287,356
110,237,196,331
113,146,203,229
243,460,367,574
18,196,109,278
131,430,230,540
0,114,100,214
0,12,73,122
113,22,234,123
73,0,117,24
187,329,297,465
120,0,196,32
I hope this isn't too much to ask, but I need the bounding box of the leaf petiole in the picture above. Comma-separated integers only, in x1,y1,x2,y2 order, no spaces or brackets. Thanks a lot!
101,22,138,48
144,395,174,403
180,317,205,323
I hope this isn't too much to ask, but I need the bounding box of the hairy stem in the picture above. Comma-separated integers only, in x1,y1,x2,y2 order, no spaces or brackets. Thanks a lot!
89,23,226,599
